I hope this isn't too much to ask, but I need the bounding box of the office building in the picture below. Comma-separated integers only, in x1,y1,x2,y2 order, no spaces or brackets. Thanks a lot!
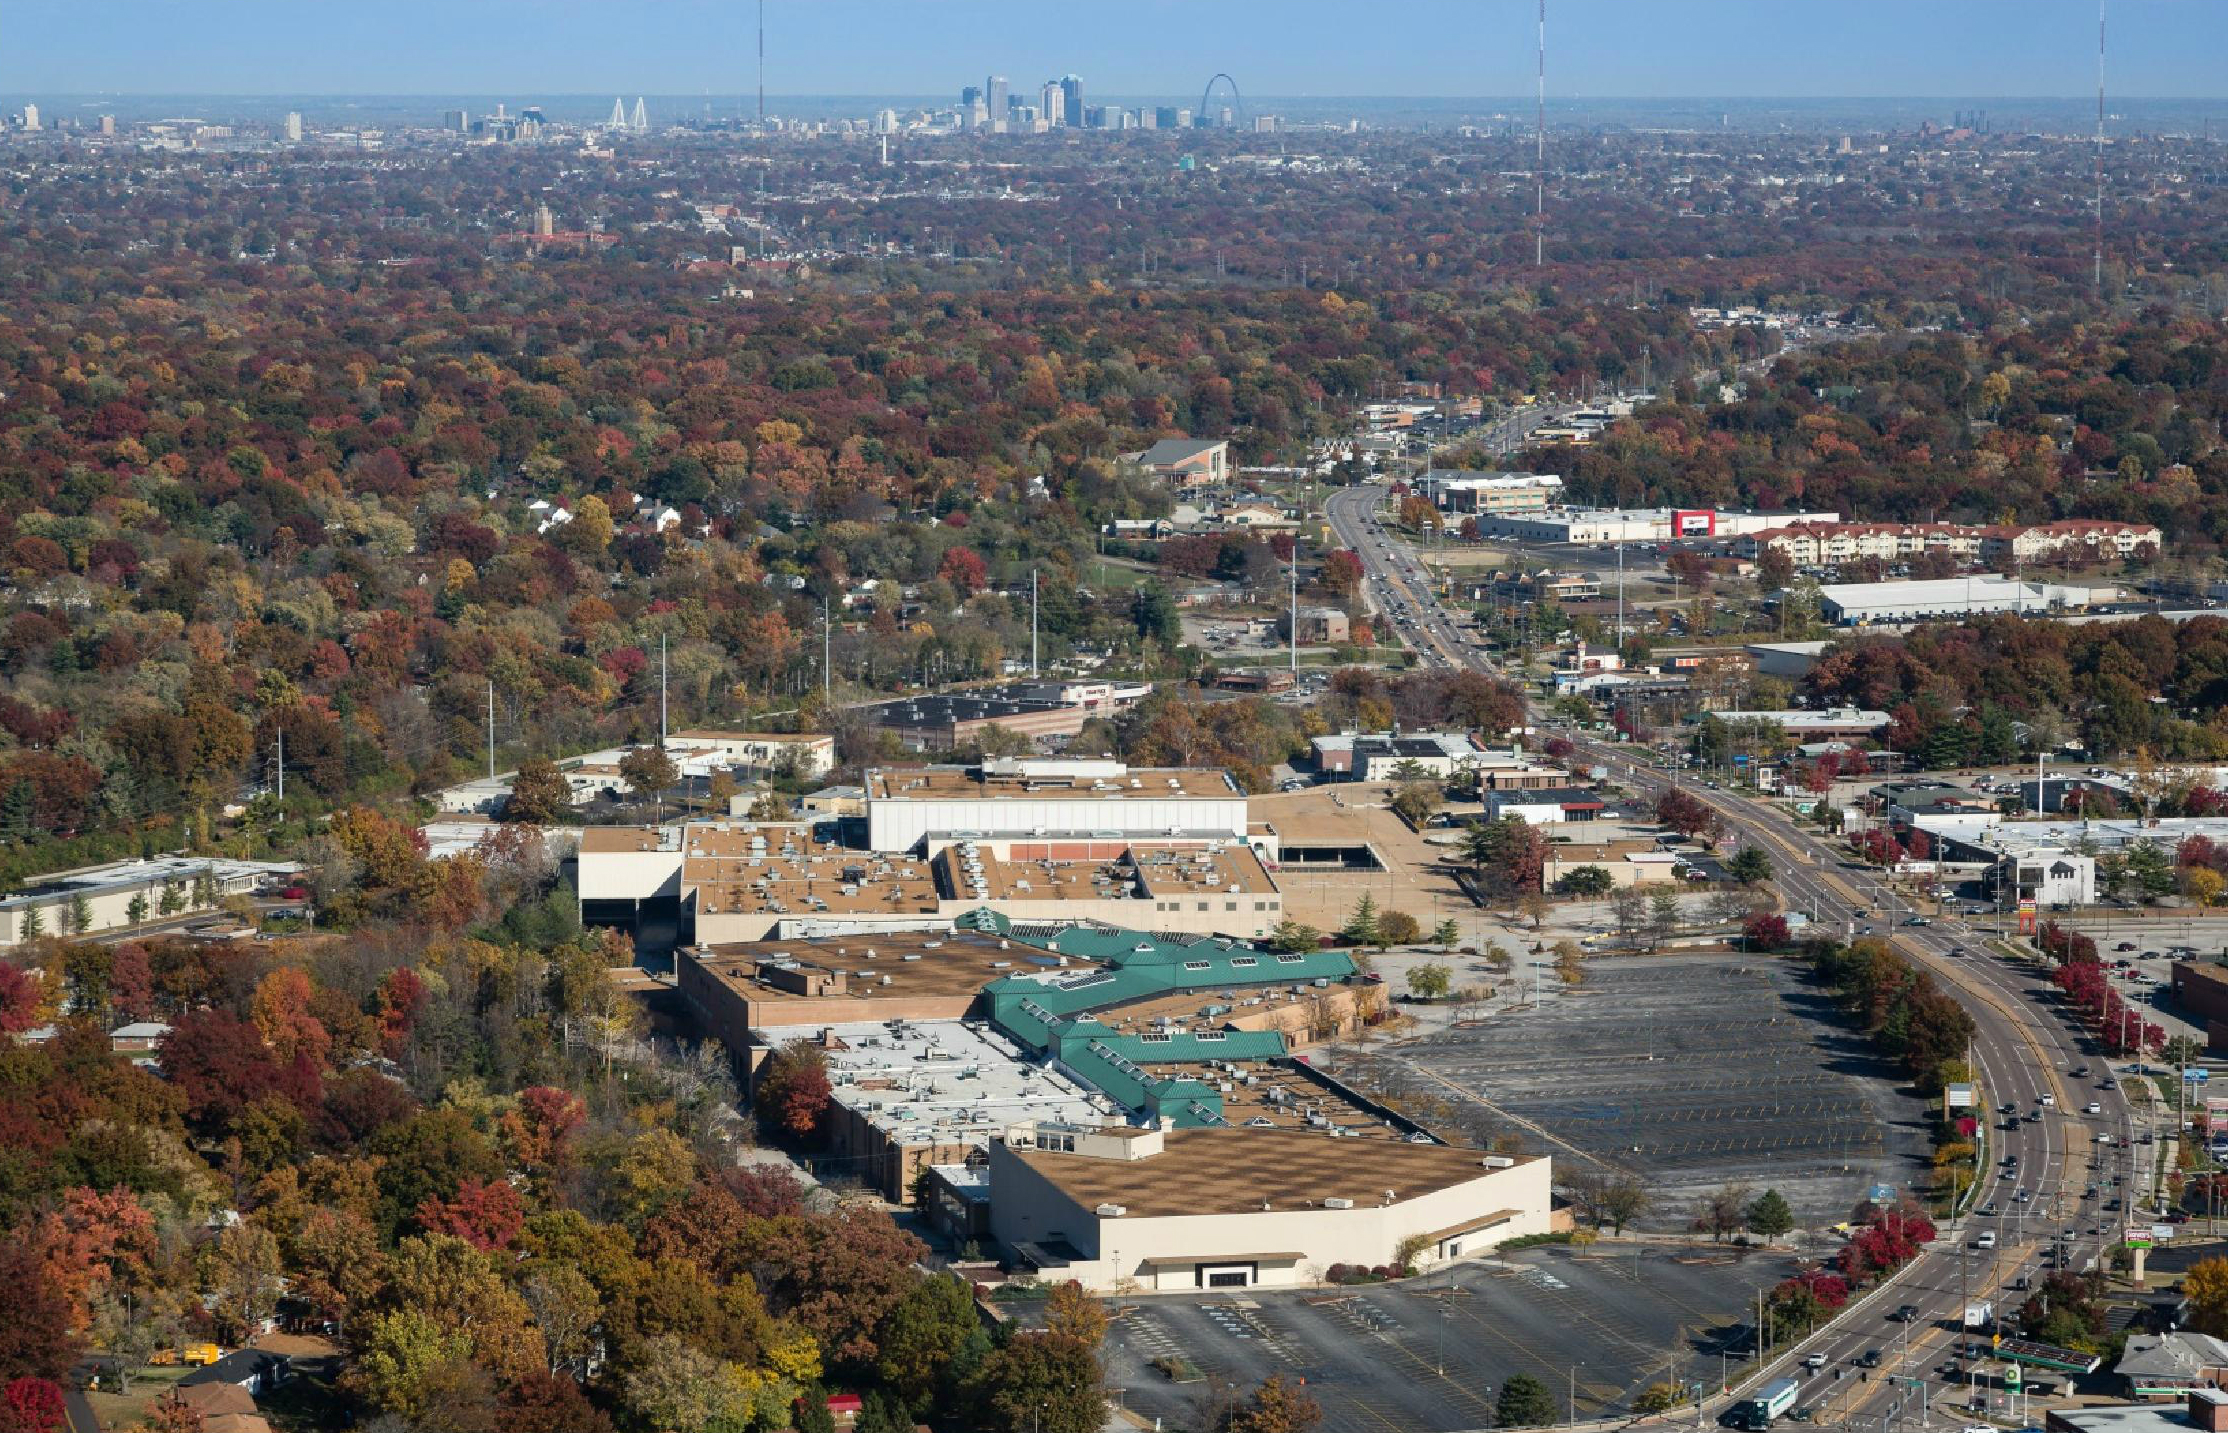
283,112,302,142
866,758,1249,854
1039,81,1065,128
1059,75,1084,125
443,108,469,132
1420,471,1564,515
986,76,1009,130
20,104,39,132
1136,107,1157,130
99,115,116,136
854,692,1086,753
1121,437,1230,489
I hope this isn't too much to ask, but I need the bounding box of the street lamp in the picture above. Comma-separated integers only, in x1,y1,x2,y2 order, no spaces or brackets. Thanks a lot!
1570,1361,1586,1429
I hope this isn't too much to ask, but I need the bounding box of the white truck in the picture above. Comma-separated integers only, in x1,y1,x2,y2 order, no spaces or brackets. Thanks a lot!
1963,1300,1994,1329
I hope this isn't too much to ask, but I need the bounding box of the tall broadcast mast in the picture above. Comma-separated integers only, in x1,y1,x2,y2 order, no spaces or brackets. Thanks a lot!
1534,0,1547,266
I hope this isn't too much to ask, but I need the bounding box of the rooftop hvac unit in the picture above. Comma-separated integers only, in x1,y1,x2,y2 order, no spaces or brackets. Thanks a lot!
1323,1196,1356,1210
1095,1202,1128,1217
1481,1155,1516,1168
901,953,922,962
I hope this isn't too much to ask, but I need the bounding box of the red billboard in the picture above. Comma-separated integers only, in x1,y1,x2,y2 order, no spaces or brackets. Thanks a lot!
1673,509,1716,536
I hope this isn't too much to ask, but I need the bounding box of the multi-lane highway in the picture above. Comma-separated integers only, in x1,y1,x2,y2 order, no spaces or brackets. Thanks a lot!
1324,484,2158,1424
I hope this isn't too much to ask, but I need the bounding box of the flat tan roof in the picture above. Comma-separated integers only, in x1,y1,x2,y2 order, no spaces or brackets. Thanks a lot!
672,730,830,743
579,827,677,854
692,929,1035,1007
1014,1127,1535,1219
867,766,1237,801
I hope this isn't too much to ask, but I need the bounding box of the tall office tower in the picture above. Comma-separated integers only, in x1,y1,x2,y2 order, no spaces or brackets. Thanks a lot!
443,108,469,132
986,76,1008,131
1039,81,1064,127
284,112,303,142
1176,107,1193,129
98,114,116,136
1059,74,1084,125
1137,107,1157,131
21,103,39,131
959,85,983,130
534,201,555,237
1154,106,1179,130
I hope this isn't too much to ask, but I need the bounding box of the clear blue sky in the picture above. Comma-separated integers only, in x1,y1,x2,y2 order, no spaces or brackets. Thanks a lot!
8,0,2224,98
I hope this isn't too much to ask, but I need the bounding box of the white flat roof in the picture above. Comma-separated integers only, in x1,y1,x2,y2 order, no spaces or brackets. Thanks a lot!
802,1018,1111,1147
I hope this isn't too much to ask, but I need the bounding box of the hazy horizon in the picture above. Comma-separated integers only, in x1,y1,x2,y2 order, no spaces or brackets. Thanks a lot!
10,1,2228,103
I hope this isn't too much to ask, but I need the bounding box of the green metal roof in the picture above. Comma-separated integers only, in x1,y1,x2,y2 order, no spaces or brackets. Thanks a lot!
963,913,1357,1125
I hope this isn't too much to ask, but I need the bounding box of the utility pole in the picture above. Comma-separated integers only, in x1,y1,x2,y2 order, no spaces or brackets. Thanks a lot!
274,726,284,802
1290,552,1300,676
659,633,668,745
822,597,832,711
486,680,495,780
1031,569,1040,677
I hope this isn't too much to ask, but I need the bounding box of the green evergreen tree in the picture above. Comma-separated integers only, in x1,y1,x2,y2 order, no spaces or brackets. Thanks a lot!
126,893,149,926
1433,918,1461,950
68,892,93,934
158,882,182,915
0,780,31,842
1746,1188,1796,1240
1496,1372,1560,1428
1340,893,1382,949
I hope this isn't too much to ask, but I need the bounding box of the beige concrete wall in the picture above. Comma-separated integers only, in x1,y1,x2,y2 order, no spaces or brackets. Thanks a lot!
986,1144,1554,1292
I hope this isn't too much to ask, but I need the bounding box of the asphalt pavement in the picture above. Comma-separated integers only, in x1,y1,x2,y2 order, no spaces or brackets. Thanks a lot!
1323,487,2157,1426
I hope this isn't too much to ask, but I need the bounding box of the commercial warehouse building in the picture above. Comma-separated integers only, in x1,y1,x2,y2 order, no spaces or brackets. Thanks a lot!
985,1122,1554,1291
1815,576,2103,626
1470,506,1840,546
0,857,298,946
864,758,1249,854
584,820,1284,943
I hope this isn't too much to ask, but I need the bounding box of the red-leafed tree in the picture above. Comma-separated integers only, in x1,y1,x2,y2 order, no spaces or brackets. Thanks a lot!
415,1176,526,1251
756,1041,835,1141
158,1009,290,1135
0,963,42,1035
938,546,989,596
1743,912,1792,951
0,1378,66,1433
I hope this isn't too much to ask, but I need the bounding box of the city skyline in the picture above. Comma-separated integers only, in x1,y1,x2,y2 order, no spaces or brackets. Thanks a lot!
10,0,2228,100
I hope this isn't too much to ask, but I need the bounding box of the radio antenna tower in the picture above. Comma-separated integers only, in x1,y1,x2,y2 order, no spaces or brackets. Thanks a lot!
2094,0,2106,292
1534,0,1547,266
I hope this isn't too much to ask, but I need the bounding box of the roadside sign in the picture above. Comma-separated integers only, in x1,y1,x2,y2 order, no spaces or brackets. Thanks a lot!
2125,1228,2156,1249
2153,1224,2175,1243
2186,1067,2212,1083
1945,1084,1977,1109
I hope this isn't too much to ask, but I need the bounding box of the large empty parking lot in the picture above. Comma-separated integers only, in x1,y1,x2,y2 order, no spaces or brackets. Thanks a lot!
1107,1242,1799,1433
1358,954,1933,1228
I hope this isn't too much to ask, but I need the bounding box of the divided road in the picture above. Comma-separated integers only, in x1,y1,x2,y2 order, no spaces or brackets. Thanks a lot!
1323,485,2156,1423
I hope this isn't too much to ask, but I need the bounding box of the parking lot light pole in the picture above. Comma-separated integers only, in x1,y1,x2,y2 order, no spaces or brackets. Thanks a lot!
1569,1361,1584,1429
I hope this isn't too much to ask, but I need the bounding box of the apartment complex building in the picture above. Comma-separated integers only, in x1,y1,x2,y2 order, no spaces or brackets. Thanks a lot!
1738,518,2161,568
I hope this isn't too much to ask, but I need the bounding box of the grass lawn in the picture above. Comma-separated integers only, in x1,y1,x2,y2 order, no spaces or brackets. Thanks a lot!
86,1363,192,1428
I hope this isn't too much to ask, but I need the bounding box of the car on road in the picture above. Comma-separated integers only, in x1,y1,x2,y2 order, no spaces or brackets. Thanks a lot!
1904,916,1932,926
2116,942,2138,951
1857,1349,1883,1369
2085,1101,2103,1114
1892,1304,1919,1322
1801,1352,1828,1370
1974,1231,1998,1249
2014,1188,2030,1202
2072,1065,2090,1076
2039,1093,2056,1106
